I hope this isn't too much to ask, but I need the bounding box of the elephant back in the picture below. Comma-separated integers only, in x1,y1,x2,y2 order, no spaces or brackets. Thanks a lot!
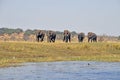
36,30,45,36
88,32,96,37
47,30,56,36
88,32,93,37
78,32,85,37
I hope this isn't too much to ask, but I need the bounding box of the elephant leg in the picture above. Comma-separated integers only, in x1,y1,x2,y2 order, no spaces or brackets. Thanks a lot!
40,38,42,42
69,36,71,42
66,39,68,43
52,39,55,42
63,36,65,42
95,37,97,42
92,38,95,42
92,37,96,42
41,38,43,42
91,39,93,42
52,37,56,42
53,39,55,42
94,37,97,42
50,39,51,42
65,36,68,42
49,37,51,43
42,36,44,42
37,37,39,42
78,36,80,42
81,37,83,42
88,38,92,43
51,39,54,42
78,37,81,42
50,37,53,42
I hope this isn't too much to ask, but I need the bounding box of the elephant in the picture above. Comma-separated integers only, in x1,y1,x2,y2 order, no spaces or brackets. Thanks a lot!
63,30,71,43
36,30,45,42
47,30,56,43
87,32,97,42
78,32,85,42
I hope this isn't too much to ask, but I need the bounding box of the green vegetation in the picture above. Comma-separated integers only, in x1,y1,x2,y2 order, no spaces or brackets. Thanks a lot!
0,41,120,67
24,29,36,36
118,36,120,40
0,28,23,34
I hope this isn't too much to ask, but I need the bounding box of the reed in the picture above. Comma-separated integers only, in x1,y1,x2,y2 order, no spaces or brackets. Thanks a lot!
0,41,120,67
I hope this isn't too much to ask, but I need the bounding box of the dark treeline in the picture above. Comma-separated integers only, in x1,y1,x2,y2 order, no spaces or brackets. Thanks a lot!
0,28,23,34
0,28,77,36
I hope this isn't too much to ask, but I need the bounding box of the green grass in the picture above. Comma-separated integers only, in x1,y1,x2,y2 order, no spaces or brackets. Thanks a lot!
0,41,120,67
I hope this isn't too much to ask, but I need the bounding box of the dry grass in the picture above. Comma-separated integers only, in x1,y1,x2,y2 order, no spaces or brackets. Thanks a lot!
0,41,120,67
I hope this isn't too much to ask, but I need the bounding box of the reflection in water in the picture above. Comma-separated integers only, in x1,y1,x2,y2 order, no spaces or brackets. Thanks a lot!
0,61,120,80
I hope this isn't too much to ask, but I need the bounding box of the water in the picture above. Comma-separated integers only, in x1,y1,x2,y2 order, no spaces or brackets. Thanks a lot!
0,61,120,80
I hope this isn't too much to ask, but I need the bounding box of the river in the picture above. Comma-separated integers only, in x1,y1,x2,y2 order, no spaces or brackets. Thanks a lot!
0,61,120,80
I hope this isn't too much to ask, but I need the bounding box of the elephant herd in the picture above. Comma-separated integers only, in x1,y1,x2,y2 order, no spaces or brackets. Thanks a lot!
78,32,97,43
36,30,97,43
36,30,56,42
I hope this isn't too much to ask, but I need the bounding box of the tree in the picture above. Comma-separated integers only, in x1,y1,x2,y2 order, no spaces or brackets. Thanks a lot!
24,29,34,36
0,28,23,34
15,28,23,34
118,36,120,40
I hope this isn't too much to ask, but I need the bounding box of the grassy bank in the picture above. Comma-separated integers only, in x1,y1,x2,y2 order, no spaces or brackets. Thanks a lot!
0,41,120,67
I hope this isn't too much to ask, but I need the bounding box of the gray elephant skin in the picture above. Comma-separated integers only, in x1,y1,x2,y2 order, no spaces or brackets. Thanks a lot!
47,30,56,43
36,30,45,42
87,32,97,42
63,30,71,43
78,32,85,42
